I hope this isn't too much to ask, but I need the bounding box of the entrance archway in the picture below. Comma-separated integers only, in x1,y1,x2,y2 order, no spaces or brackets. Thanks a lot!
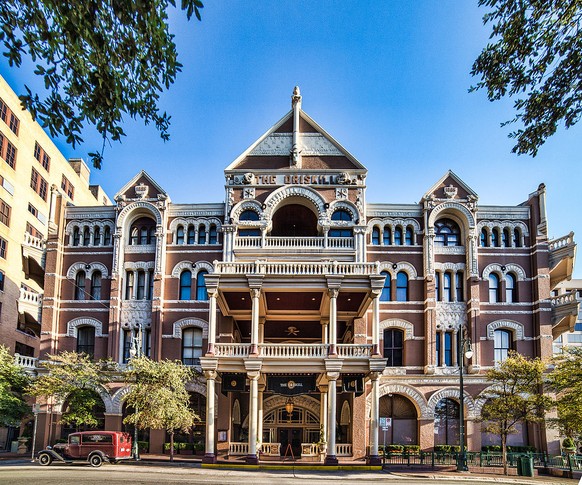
378,393,418,445
271,204,318,237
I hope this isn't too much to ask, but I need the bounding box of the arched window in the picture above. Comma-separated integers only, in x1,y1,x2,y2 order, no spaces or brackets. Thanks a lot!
125,271,134,300
434,398,460,446
380,271,391,301
491,228,500,247
383,329,403,366
505,273,517,303
331,209,351,221
455,272,464,302
443,272,452,302
83,226,90,246
383,227,391,245
72,227,80,246
198,226,206,245
77,326,95,358
196,270,208,301
93,226,101,246
494,329,512,363
176,225,185,244
103,226,111,245
378,394,418,445
502,228,510,247
394,227,403,245
405,227,413,245
513,228,521,247
136,270,146,300
179,270,191,300
240,210,259,221
396,272,408,302
489,273,500,303
209,225,218,244
371,227,380,245
75,271,86,300
130,227,139,245
480,228,488,247
182,327,203,366
187,225,195,244
90,271,102,300
434,218,461,246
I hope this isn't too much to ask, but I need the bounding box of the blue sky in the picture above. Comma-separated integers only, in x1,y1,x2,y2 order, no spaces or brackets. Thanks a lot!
2,1,581,276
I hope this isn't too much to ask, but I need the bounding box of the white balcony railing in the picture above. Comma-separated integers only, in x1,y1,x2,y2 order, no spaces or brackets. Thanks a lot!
14,353,38,369
22,232,44,250
336,443,353,456
234,236,354,251
213,343,372,359
228,442,249,456
215,260,379,276
549,232,575,251
19,288,42,305
550,291,578,307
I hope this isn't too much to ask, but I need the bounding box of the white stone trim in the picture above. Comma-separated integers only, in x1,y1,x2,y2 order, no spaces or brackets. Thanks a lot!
329,200,361,222
427,387,476,418
370,382,430,419
379,319,414,340
172,318,209,339
434,262,466,272
262,185,327,225
67,262,109,279
482,263,526,281
117,201,163,229
377,261,418,279
123,261,155,271
172,261,195,278
486,320,524,341
53,385,114,414
67,317,104,338
230,200,263,223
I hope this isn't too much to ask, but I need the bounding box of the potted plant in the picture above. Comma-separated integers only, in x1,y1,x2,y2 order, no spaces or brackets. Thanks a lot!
562,437,576,454
317,425,327,455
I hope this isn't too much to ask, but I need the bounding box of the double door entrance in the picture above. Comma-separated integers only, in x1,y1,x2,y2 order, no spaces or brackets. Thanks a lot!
278,428,302,458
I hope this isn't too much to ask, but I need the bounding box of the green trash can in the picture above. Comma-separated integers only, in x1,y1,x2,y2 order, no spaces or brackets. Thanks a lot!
516,456,523,476
521,455,534,477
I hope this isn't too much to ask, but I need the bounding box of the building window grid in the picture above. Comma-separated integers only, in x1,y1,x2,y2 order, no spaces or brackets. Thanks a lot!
0,132,17,169
0,236,7,259
494,329,512,363
25,222,43,239
75,271,86,300
0,199,11,226
30,168,48,200
182,327,203,366
434,270,464,302
383,329,404,366
196,271,208,301
61,174,74,200
34,142,51,171
0,98,20,135
77,326,95,358
436,330,455,367
434,219,460,247
380,271,391,302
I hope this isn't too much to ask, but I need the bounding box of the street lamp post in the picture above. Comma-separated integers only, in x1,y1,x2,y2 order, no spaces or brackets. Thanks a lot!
457,324,473,472
129,323,143,461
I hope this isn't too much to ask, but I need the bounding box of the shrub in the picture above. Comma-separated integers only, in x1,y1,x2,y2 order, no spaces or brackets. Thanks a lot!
562,438,575,450
403,445,420,454
163,442,177,452
137,441,149,453
194,443,204,452
385,444,404,453
434,445,460,453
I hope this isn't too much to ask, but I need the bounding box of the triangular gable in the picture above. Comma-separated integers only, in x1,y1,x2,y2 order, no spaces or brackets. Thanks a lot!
114,170,168,201
423,170,478,201
225,108,366,172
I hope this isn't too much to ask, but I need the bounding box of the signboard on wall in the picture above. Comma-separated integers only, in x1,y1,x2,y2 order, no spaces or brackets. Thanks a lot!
266,375,316,395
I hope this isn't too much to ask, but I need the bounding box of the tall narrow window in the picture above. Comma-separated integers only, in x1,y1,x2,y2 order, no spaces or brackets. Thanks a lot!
505,273,517,303
383,329,403,366
182,328,203,365
140,227,148,245
136,271,146,300
179,270,191,300
455,272,464,302
380,271,391,302
187,226,195,244
144,329,151,357
513,228,521,247
0,199,11,226
93,226,101,246
147,269,154,300
480,228,488,247
77,326,95,358
489,274,500,303
198,226,206,244
0,237,5,259
394,227,403,245
90,271,102,300
502,228,510,247
383,227,391,245
435,272,441,301
148,227,156,245
491,228,500,247
209,225,217,244
176,226,184,244
434,398,460,445
83,227,90,246
396,272,408,302
405,227,413,245
125,272,134,300
73,227,80,246
444,331,453,366
494,329,512,363
443,272,452,302
196,271,208,301
75,271,86,300
130,227,139,245
122,329,132,363
372,227,380,245
103,226,111,245
436,333,441,366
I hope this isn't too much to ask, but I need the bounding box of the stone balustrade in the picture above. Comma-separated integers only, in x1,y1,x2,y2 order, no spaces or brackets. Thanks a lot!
214,343,251,357
228,442,249,455
234,236,354,250
336,443,353,456
260,343,328,358
549,232,575,251
14,353,38,369
215,260,379,276
213,343,372,359
19,288,42,305
550,291,578,307
336,344,373,358
22,232,44,250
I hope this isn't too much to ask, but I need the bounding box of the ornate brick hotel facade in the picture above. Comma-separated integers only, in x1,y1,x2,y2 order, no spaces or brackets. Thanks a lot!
31,88,578,463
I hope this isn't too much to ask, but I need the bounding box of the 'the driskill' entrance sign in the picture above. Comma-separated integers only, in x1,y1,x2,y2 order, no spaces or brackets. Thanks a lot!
267,375,316,395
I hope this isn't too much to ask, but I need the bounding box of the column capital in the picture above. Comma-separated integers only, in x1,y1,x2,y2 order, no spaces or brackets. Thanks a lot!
369,371,381,381
326,371,340,381
247,274,264,289
328,288,339,299
204,370,217,380
247,371,260,380
250,288,261,299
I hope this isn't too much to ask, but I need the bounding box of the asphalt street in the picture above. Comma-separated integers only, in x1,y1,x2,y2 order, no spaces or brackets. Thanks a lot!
0,464,577,485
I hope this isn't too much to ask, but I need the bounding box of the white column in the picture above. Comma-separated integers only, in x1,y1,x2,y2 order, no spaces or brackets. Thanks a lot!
328,289,338,355
368,372,381,464
325,373,339,465
203,370,217,463
372,295,380,355
207,289,217,354
258,388,264,449
320,385,328,447
250,288,260,355
132,271,138,300
247,371,259,463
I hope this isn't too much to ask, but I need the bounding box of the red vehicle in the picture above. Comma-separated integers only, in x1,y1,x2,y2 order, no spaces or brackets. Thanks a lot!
37,431,132,467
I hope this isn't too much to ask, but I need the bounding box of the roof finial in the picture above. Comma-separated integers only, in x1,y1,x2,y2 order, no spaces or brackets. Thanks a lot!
292,86,302,109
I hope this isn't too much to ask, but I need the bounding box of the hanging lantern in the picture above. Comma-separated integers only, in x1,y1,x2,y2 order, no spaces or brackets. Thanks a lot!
285,397,294,415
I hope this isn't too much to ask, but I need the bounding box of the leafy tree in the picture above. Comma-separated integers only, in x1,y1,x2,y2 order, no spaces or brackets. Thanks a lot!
547,347,582,443
27,351,114,429
478,352,552,475
0,0,204,168
123,356,198,462
0,345,31,427
471,0,582,157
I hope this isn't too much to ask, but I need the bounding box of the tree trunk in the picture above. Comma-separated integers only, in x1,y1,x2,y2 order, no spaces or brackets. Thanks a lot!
502,433,508,476
170,431,174,462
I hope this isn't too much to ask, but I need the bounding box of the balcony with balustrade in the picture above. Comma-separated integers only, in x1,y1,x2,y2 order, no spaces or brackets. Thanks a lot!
21,232,46,287
550,291,580,339
17,288,42,337
549,232,577,288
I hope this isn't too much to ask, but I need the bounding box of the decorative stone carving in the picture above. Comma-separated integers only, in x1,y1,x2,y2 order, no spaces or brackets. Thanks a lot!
263,185,327,222
443,185,458,199
243,187,255,199
335,188,348,200
249,132,344,157
172,318,209,339
120,300,152,329
67,261,110,279
67,317,104,338
379,319,414,340
369,383,431,419
135,183,149,199
482,263,526,281
486,320,525,340
435,302,467,331
427,388,476,418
